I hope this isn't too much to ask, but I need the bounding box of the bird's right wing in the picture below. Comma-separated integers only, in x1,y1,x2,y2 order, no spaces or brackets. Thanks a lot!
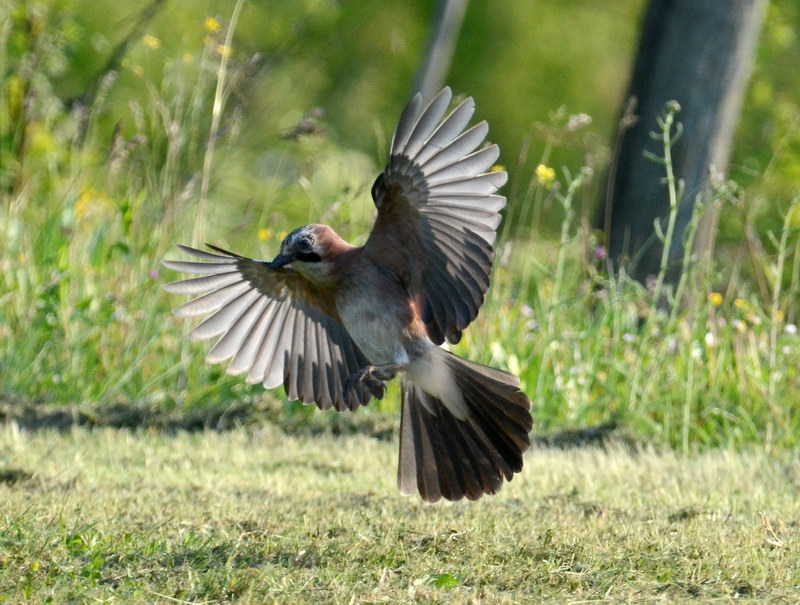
162,245,373,411
364,87,507,345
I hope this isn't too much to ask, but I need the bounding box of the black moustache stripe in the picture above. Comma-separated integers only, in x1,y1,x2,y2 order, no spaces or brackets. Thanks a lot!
295,252,322,263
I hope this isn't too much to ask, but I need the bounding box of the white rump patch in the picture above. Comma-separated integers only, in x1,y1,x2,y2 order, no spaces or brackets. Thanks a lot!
406,346,467,419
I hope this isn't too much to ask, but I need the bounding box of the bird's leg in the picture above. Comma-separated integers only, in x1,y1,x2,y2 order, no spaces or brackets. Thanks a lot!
344,368,385,399
345,363,405,400
363,362,405,382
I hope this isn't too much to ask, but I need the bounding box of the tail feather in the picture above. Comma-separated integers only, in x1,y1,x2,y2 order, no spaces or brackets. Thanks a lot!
398,351,533,503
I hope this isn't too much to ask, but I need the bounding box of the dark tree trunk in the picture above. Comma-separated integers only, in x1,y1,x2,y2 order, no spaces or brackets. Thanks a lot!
412,0,469,102
600,0,766,282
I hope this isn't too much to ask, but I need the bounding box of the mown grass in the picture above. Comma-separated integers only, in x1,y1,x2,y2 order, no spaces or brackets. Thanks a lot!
2,424,799,603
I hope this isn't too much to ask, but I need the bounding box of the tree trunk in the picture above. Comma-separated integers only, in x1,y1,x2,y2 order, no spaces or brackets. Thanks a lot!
412,0,469,102
600,0,767,283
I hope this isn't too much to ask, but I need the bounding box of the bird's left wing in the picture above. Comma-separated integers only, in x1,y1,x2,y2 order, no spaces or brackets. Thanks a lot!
363,87,507,345
162,244,373,411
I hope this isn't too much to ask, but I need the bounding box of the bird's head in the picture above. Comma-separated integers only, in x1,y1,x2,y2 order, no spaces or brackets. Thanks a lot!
270,224,342,283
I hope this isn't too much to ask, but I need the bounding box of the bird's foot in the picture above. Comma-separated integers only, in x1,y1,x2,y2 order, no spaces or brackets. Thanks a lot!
345,366,386,400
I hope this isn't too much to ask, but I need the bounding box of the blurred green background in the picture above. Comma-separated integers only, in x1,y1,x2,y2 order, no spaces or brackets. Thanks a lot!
6,0,798,227
2,0,800,445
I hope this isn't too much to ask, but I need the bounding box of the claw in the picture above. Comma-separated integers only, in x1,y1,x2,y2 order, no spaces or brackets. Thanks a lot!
345,365,387,400
358,365,375,382
366,379,386,399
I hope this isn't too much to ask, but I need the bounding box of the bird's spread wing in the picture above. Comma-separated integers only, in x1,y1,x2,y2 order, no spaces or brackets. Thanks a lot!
364,87,507,345
162,244,373,411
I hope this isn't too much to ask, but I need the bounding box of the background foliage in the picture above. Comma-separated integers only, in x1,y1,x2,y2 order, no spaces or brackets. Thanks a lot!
2,0,800,449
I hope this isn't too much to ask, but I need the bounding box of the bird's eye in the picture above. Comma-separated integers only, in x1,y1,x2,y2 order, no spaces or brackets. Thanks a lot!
299,239,312,251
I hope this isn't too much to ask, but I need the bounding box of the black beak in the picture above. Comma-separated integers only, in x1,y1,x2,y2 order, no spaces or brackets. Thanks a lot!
270,253,293,269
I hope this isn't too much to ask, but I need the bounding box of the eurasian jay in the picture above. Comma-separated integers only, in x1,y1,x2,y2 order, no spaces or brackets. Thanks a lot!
163,87,533,502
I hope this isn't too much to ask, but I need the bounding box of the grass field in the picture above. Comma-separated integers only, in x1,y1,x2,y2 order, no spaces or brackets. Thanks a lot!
2,423,799,603
4,3,800,602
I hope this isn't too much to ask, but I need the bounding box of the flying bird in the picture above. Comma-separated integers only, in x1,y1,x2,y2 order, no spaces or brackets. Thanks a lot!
162,87,533,502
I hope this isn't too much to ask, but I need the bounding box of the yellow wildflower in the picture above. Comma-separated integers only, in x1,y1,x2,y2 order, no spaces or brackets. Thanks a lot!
535,164,556,188
734,298,748,310
75,188,95,219
217,44,233,58
708,292,723,307
205,17,220,32
143,34,161,49
182,53,193,64
258,228,270,241
490,164,505,173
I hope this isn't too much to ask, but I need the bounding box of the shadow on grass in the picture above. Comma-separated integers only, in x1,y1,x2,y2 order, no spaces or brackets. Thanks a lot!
0,393,397,439
1,393,631,450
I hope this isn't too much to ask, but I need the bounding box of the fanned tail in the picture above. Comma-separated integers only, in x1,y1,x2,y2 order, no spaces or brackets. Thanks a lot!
398,350,532,502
